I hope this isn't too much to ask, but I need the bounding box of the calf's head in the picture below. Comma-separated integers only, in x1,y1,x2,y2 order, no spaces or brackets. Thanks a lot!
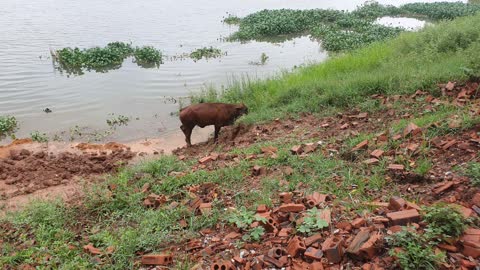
234,103,248,118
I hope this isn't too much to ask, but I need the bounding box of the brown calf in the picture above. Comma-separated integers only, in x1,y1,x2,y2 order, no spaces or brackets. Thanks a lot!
179,103,248,146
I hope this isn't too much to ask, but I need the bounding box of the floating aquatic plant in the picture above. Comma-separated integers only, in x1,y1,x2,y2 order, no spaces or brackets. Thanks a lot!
190,47,223,61
53,42,162,75
228,2,480,52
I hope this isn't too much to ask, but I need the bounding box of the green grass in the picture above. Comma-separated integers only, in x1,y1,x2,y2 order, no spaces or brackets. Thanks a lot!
193,13,480,124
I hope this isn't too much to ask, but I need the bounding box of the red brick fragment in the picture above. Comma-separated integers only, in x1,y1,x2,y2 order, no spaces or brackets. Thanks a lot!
83,243,101,255
442,140,457,150
305,233,323,247
263,255,284,268
351,217,366,229
261,146,278,154
387,164,404,171
305,192,327,207
211,260,235,270
386,209,420,226
433,182,454,195
199,203,212,215
252,165,266,176
353,140,369,151
346,230,370,257
291,145,303,155
437,243,458,252
279,192,293,203
461,259,477,269
287,236,306,257
340,123,349,130
310,262,324,270
305,247,323,260
225,232,242,239
463,241,480,258
392,134,402,141
446,81,455,91
257,204,268,213
406,143,419,153
304,143,318,154
403,122,421,137
267,247,285,258
199,156,214,164
336,221,352,232
233,256,244,265
364,158,379,165
359,232,383,259
472,193,480,207
321,236,344,264
278,203,305,213
370,149,384,159
388,196,406,211
141,253,173,266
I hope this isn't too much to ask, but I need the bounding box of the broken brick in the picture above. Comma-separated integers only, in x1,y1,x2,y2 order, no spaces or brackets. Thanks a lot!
305,233,323,247
359,232,383,259
304,143,318,153
351,217,366,229
199,156,214,164
287,236,306,257
346,230,370,257
252,165,266,176
370,149,384,159
403,122,421,137
199,203,212,215
141,253,173,266
211,260,235,270
267,247,285,258
340,123,349,130
433,182,454,195
290,145,303,155
406,143,419,153
471,193,480,207
83,243,101,255
322,236,344,264
279,192,293,203
463,241,480,258
386,209,420,226
305,247,323,260
257,204,268,213
437,243,458,253
263,255,285,268
388,196,406,211
442,140,457,150
353,140,369,151
446,81,455,91
364,158,380,165
387,164,404,171
336,221,352,232
278,203,305,213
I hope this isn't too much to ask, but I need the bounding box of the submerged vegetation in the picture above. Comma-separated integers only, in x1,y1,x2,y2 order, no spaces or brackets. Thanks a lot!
53,42,162,75
0,116,17,138
229,2,480,51
194,12,480,123
189,47,223,61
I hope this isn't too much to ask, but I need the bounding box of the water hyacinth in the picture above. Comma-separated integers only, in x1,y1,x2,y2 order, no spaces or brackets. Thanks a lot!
53,42,162,75
228,1,480,52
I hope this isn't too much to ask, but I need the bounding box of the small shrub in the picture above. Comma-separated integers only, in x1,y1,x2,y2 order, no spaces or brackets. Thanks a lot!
422,204,467,239
0,116,17,137
190,47,223,61
466,162,480,186
296,207,329,235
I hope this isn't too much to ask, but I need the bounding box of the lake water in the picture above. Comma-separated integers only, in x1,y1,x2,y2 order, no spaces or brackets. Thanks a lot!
0,0,465,143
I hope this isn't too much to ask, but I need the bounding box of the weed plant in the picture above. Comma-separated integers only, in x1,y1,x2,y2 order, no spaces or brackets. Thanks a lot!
466,162,480,186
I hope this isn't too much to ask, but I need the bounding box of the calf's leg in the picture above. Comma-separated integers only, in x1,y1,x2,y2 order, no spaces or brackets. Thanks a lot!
180,124,194,147
214,125,221,143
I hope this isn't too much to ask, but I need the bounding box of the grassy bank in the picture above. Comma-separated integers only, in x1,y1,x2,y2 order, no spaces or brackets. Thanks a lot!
196,13,480,123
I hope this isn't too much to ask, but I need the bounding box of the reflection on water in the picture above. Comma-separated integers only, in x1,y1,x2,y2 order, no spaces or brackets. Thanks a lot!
0,0,466,143
376,17,428,30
